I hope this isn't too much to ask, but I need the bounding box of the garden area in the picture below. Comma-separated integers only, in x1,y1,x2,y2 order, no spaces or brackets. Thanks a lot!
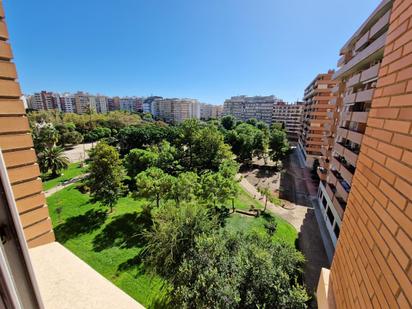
47,184,298,307
33,111,309,308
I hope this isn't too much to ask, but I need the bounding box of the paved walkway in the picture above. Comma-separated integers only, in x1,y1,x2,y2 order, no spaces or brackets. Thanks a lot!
238,149,330,303
44,174,87,197
239,177,308,231
64,143,94,163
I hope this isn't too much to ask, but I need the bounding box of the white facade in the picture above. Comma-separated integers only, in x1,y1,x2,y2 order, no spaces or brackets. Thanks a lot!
157,98,200,123
272,101,303,144
223,95,281,125
200,103,223,120
95,96,108,114
60,93,76,113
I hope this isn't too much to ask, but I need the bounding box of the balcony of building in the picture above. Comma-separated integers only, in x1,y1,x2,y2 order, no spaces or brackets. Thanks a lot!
29,242,144,309
335,140,360,165
333,155,356,185
321,145,332,157
355,88,374,103
332,194,346,219
330,170,350,201
320,156,330,170
360,62,380,82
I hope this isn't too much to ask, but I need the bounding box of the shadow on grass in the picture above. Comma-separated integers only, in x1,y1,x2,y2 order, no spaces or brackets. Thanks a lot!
92,211,152,252
54,209,107,243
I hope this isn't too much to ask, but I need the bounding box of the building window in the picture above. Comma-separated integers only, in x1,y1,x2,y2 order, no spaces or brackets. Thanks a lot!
326,207,334,226
334,224,340,238
322,196,327,208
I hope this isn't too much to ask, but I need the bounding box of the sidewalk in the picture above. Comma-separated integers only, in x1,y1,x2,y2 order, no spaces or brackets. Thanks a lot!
44,174,87,197
239,177,308,231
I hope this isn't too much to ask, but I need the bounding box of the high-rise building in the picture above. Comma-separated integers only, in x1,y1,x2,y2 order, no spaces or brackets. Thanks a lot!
317,0,392,250
200,103,224,120
108,96,120,111
223,95,279,125
95,95,108,114
119,97,142,113
298,71,337,167
59,93,76,113
157,98,200,123
317,0,412,308
27,91,60,111
272,101,303,144
142,96,163,115
74,91,93,114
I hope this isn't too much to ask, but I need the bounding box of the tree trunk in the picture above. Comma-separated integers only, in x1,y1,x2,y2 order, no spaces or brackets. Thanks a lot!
156,194,160,208
232,198,235,213
264,196,267,213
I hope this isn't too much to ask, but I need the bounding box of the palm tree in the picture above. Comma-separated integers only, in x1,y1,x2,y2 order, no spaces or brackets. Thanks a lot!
40,146,70,177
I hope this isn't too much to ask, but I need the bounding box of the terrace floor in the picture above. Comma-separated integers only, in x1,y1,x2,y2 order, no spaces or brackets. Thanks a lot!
29,242,144,309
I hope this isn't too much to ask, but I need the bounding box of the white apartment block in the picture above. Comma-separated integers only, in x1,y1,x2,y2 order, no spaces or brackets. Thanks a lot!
60,93,76,113
223,95,280,125
95,96,108,114
272,101,303,144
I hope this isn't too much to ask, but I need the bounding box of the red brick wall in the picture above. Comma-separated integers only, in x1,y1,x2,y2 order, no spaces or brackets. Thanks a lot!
329,0,412,307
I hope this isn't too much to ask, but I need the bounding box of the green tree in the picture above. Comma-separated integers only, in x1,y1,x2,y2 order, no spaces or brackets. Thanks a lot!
38,146,69,177
176,119,202,169
86,143,126,212
169,172,200,206
150,140,181,174
191,125,233,171
258,186,271,212
220,115,237,130
173,231,309,308
269,128,290,166
134,167,173,207
246,117,258,126
226,123,265,163
124,148,158,179
32,122,59,153
143,202,218,279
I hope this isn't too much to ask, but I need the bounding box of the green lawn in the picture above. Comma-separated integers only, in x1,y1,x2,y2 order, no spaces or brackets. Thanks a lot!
226,213,297,245
47,186,168,307
234,183,282,211
42,163,87,191
47,184,297,307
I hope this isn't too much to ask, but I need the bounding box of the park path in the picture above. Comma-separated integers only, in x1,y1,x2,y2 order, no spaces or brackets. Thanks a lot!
238,177,308,231
64,143,94,163
238,149,330,305
44,174,87,197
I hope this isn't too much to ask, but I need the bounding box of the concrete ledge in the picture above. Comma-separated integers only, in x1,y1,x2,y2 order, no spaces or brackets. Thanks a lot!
317,268,336,309
29,242,144,309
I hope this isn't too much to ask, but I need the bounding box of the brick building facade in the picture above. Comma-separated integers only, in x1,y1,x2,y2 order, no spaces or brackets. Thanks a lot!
318,0,412,307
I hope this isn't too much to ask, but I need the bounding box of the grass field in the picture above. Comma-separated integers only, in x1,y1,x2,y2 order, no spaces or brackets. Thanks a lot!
42,163,87,191
47,184,297,307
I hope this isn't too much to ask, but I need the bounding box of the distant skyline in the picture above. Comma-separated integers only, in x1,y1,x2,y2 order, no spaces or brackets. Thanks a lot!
5,0,379,104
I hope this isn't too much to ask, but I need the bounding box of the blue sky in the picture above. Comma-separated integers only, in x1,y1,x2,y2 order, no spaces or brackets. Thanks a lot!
5,0,378,104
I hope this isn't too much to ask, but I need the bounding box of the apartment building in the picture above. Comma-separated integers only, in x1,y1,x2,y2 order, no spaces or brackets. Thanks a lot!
95,95,108,114
318,0,392,249
27,91,60,111
318,0,412,308
59,93,76,113
108,96,120,111
223,95,279,125
272,101,303,144
200,103,223,120
157,98,200,123
298,71,337,168
74,91,94,114
120,97,139,113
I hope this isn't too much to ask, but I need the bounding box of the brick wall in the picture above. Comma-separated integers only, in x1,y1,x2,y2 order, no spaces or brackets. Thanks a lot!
329,0,412,307
0,1,54,248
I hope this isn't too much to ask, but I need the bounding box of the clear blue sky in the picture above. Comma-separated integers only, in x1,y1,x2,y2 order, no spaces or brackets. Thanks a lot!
5,0,378,104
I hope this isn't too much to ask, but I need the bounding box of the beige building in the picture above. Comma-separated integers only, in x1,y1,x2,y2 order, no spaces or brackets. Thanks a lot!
200,103,223,120
157,98,200,123
272,101,303,144
298,71,337,167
